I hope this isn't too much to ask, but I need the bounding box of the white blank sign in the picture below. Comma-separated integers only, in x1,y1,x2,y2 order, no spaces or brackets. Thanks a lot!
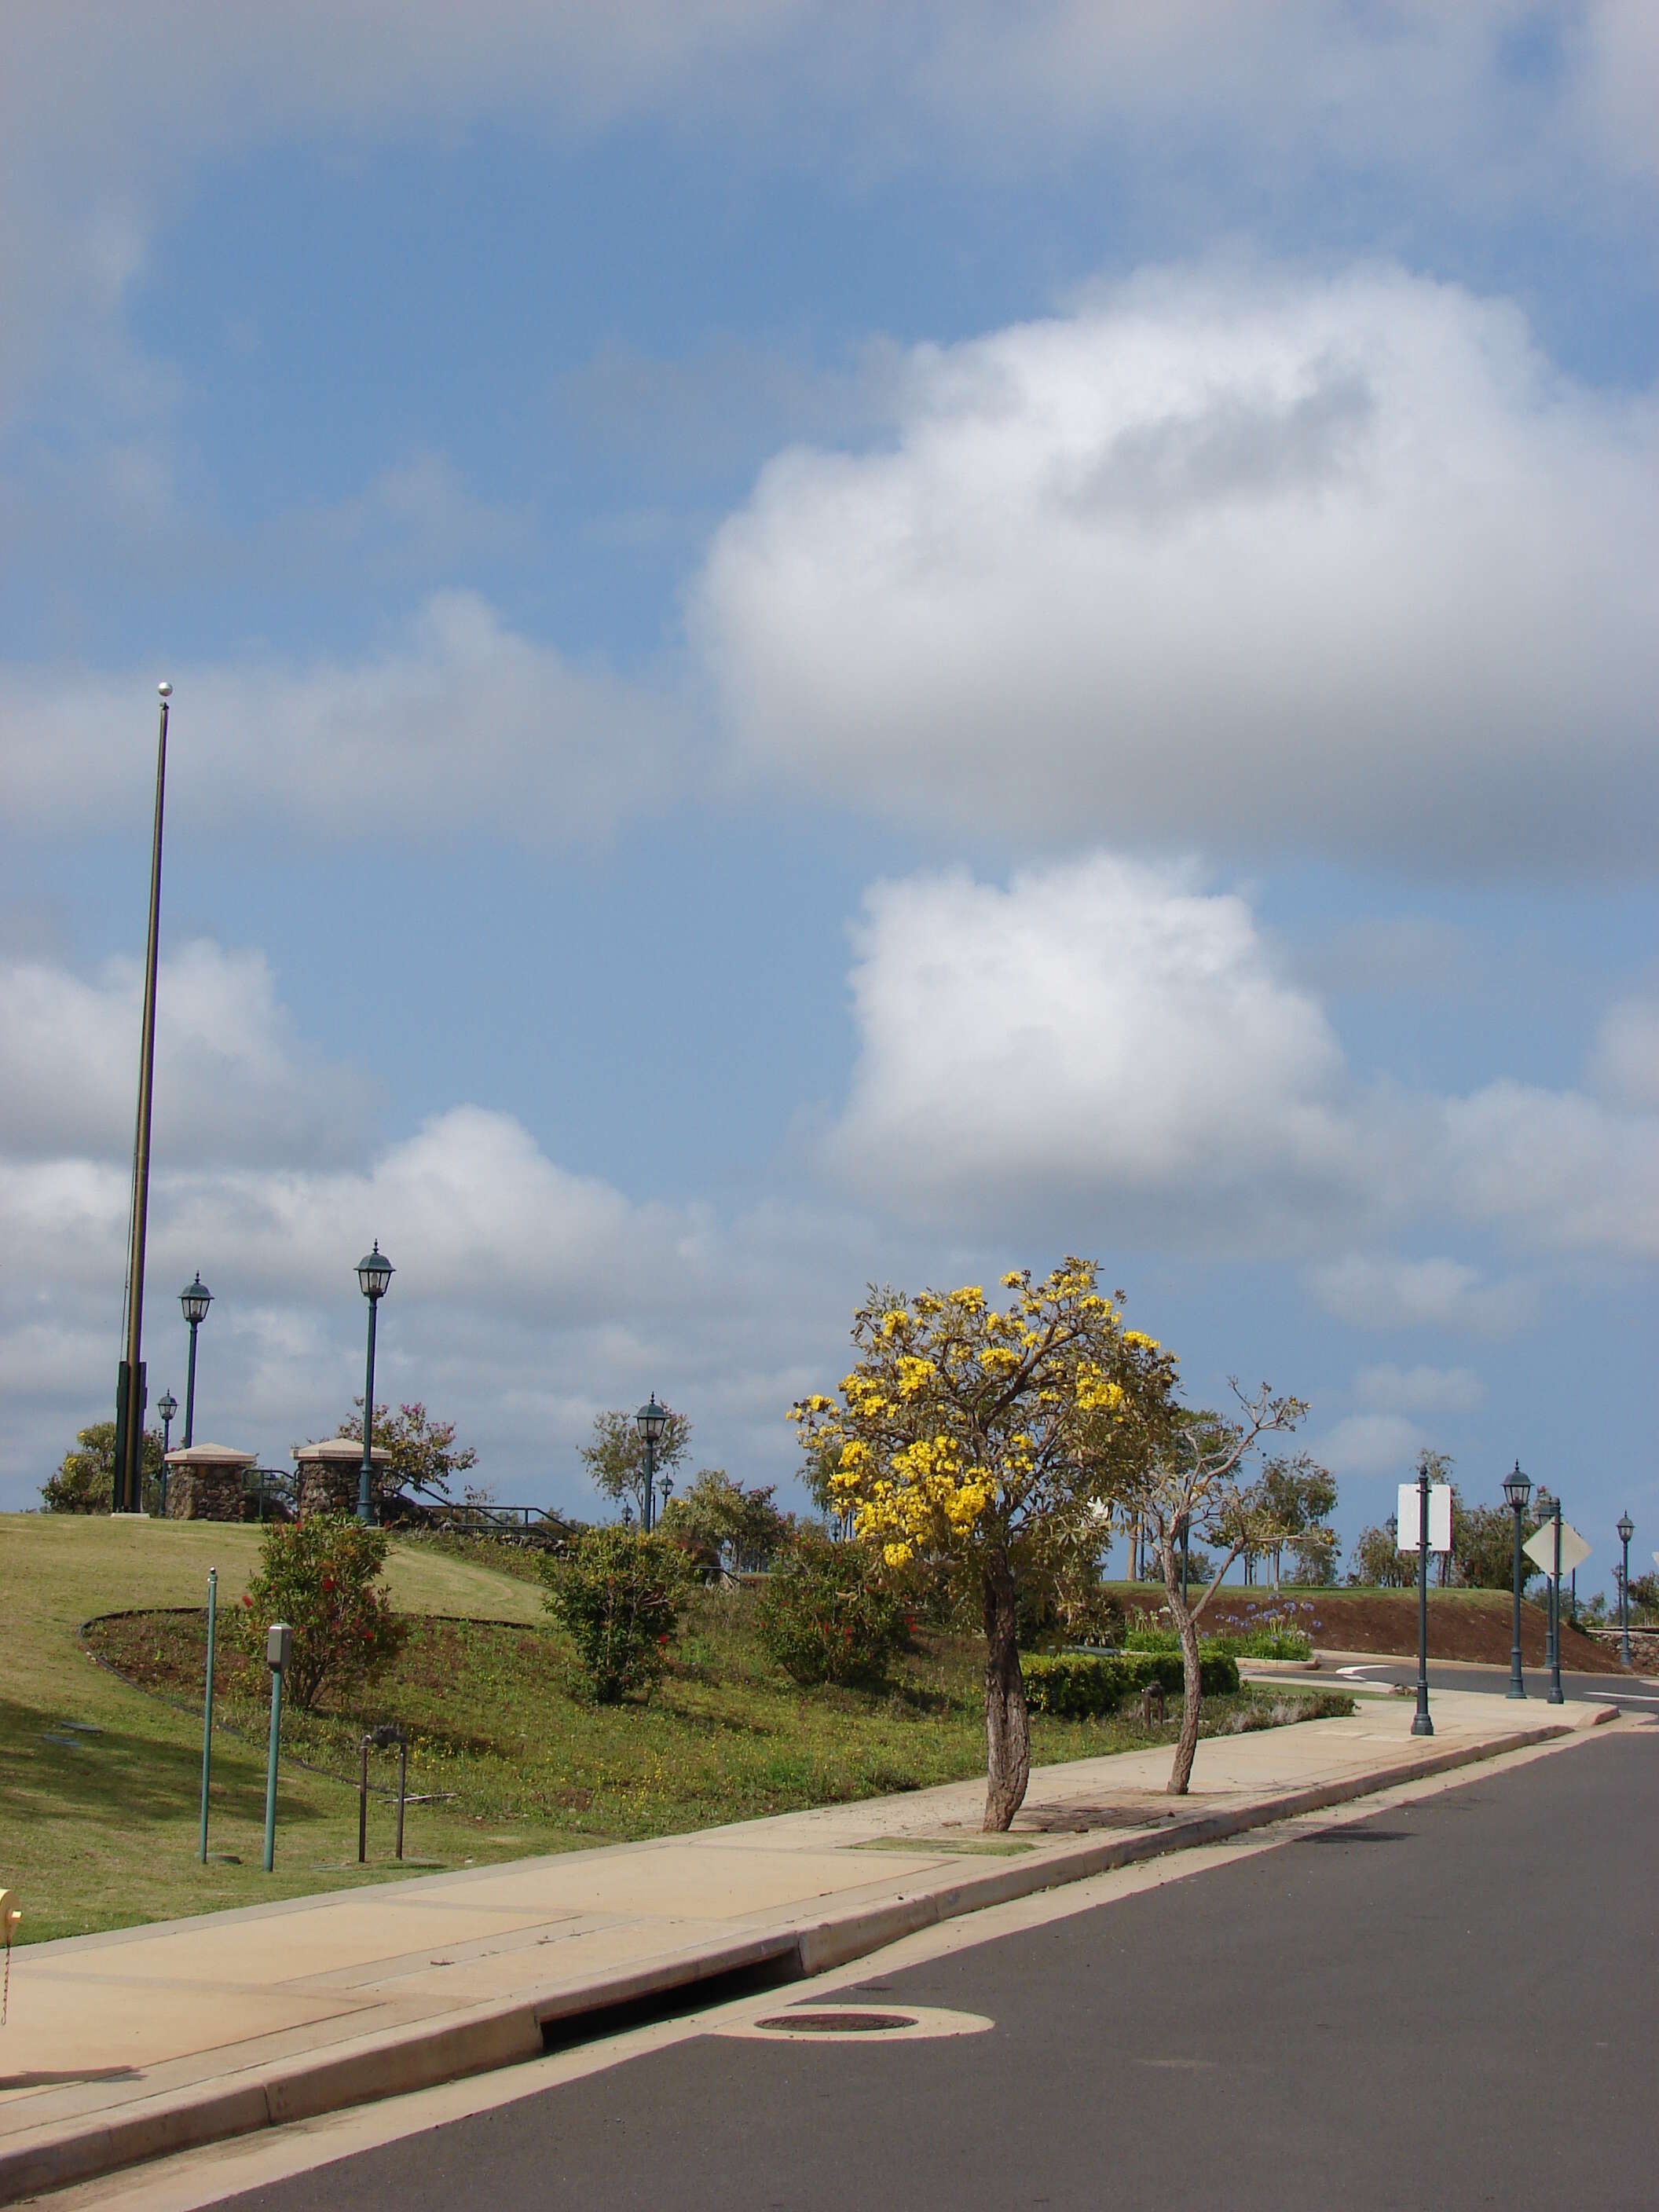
1397,1481,1452,1554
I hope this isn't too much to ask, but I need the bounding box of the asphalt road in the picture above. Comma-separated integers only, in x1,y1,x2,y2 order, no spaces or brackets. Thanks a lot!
218,1727,1657,2212
1324,1656,1659,1709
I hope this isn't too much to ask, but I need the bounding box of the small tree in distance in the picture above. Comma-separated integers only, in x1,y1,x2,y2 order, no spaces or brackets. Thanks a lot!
1119,1387,1312,1796
335,1400,477,1510
42,1422,163,1514
580,1406,692,1524
658,1468,792,1571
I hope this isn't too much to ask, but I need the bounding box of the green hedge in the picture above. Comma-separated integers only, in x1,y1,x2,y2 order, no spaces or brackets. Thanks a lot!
1023,1647,1240,1718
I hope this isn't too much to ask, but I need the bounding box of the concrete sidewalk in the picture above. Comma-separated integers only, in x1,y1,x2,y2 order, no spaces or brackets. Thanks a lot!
0,1690,1617,2204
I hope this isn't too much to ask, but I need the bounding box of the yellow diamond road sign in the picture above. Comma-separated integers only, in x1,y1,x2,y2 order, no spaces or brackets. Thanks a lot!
1523,1522,1591,1578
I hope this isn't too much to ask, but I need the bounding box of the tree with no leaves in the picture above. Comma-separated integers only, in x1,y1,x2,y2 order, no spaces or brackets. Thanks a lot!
793,1260,1163,1832
1115,1383,1311,1796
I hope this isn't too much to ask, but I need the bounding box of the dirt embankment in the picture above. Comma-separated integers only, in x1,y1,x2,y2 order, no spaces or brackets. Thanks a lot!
1304,1591,1625,1672
1167,1588,1625,1672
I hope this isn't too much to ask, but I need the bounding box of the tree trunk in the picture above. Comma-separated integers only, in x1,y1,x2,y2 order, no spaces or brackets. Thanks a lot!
981,1556,1030,1831
1156,1531,1204,1796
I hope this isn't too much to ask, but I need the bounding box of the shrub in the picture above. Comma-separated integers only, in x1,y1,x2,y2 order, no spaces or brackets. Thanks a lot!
42,1421,163,1514
237,1514,405,1712
1226,1627,1313,1661
542,1526,690,1703
1023,1648,1240,1719
754,1536,906,1689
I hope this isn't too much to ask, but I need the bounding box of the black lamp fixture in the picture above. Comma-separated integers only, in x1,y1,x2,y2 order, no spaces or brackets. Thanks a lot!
356,1243,394,1525
1502,1460,1532,1699
635,1394,668,1532
180,1273,212,1448
1617,1510,1635,1668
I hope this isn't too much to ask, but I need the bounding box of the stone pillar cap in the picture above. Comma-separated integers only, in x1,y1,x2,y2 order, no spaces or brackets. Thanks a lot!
163,1443,258,1468
292,1437,391,1465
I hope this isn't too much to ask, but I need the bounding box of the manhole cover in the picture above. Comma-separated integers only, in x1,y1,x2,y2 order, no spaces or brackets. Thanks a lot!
722,2004,993,2044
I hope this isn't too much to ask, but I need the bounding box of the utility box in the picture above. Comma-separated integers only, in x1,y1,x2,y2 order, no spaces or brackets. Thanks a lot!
266,1623,292,1673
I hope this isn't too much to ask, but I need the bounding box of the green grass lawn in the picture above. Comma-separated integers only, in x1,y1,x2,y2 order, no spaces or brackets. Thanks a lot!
3,1516,1346,1946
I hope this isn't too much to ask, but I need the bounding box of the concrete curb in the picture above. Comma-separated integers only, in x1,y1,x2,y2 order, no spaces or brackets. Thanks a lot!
0,1712,1608,2206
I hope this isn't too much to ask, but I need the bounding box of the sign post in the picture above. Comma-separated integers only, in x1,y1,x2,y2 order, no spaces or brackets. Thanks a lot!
263,1623,291,1873
199,1569,217,1862
1522,1511,1590,1706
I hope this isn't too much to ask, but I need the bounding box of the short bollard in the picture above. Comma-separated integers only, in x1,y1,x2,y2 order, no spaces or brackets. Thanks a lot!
199,1569,217,1862
263,1623,291,1873
357,1724,409,1864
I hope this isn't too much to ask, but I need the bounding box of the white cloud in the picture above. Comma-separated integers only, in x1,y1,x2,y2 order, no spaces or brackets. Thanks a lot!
1306,1254,1538,1338
1591,995,1659,1113
2,593,685,844
828,851,1356,1243
827,849,1659,1270
0,941,375,1167
1354,1363,1485,1416
0,936,882,1514
697,263,1659,873
1313,1411,1426,1481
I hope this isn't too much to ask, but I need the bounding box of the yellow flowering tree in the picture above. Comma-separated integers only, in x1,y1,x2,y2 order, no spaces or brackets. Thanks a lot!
793,1259,1169,1830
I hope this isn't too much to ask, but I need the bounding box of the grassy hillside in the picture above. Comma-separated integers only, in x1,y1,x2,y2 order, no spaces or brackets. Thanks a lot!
3,1517,1335,1945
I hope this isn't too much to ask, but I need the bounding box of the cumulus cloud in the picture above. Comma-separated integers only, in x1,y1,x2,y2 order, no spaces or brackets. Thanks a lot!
0,935,879,1514
0,940,375,1167
1354,1363,1485,1416
828,851,1357,1243
2,593,685,844
1306,1255,1538,1338
697,264,1659,874
827,850,1659,1269
1313,1411,1426,1481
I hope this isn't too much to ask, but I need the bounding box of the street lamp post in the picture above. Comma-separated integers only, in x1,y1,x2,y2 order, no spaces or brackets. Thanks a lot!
180,1274,212,1447
355,1244,394,1525
1547,1495,1565,1705
1503,1461,1531,1699
1617,1511,1635,1668
158,1390,178,1515
635,1395,668,1533
112,683,173,1514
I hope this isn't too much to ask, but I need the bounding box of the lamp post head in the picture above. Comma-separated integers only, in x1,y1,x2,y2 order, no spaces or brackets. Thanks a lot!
1617,1511,1634,1546
635,1393,668,1446
158,1390,178,1424
357,1242,394,1301
1502,1462,1532,1512
181,1273,212,1326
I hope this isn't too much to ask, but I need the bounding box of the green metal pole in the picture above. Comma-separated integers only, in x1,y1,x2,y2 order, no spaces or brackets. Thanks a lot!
1547,1503,1565,1705
1507,1503,1525,1699
263,1662,283,1871
357,1296,379,1525
199,1569,217,1860
1412,1465,1434,1737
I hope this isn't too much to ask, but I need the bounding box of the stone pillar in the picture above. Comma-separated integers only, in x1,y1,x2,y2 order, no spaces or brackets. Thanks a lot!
163,1445,258,1521
292,1438,391,1520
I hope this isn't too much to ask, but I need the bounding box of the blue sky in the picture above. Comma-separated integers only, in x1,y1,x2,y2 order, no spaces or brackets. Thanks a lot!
3,5,1657,1588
